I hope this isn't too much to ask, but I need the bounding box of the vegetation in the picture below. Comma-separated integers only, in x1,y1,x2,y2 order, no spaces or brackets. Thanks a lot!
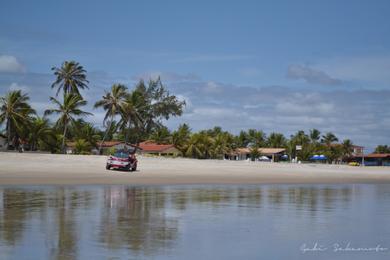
1,59,385,164
44,93,92,153
94,84,127,152
51,61,89,97
0,90,35,149
374,145,390,154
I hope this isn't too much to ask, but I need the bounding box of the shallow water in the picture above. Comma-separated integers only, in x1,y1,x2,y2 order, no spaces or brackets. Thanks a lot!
0,184,389,259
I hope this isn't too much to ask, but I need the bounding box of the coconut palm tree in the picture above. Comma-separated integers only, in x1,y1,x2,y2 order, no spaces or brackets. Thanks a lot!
45,93,92,153
74,139,92,154
118,90,144,143
28,116,53,151
185,132,213,159
149,126,171,144
289,130,311,160
374,145,390,154
0,90,35,149
247,129,266,147
321,132,338,146
341,139,354,158
212,132,233,159
309,129,321,144
51,61,89,97
71,120,101,149
94,84,127,152
171,123,191,154
267,132,287,148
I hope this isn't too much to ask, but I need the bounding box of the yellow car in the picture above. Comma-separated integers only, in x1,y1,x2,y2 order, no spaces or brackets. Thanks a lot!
348,162,360,166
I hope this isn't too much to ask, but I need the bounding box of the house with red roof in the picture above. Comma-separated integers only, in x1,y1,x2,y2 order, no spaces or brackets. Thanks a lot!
354,153,390,166
138,141,179,156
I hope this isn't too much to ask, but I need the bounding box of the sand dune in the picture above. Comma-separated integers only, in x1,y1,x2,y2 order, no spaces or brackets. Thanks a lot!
0,152,389,185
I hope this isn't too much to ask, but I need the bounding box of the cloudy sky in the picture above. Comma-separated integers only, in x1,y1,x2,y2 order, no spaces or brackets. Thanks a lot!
1,0,390,151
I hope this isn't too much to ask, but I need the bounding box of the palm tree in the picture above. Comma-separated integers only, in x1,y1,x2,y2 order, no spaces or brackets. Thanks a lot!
72,120,101,149
289,130,310,160
321,132,338,146
267,132,287,147
0,90,35,149
94,84,127,152
309,129,321,144
74,139,92,154
374,145,390,154
171,123,191,154
341,139,354,159
51,61,89,97
185,132,213,159
119,90,144,144
247,129,266,147
212,132,233,159
28,116,53,151
149,126,171,144
45,93,92,153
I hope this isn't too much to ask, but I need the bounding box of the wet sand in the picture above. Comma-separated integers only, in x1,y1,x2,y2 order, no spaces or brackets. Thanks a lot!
0,152,389,185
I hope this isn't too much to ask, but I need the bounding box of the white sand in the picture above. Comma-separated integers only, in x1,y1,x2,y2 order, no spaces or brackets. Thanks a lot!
0,152,389,185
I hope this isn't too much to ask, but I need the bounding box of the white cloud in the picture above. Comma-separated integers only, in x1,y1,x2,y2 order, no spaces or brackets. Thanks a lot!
275,101,334,115
9,82,30,92
287,64,342,85
203,81,221,93
132,71,201,83
318,54,390,84
0,55,25,73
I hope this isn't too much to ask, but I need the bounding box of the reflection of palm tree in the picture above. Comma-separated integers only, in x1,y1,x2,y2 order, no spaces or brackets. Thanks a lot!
99,187,178,255
50,188,78,260
0,190,29,245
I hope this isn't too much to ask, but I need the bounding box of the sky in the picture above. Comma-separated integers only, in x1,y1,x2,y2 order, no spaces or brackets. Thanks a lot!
0,0,390,151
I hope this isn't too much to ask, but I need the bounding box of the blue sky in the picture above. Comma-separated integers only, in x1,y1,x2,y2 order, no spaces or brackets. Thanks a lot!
1,0,390,150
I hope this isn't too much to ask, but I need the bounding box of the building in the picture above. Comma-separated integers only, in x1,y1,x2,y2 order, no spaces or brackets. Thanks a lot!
138,141,180,156
355,153,390,166
351,145,364,156
226,147,286,162
99,141,139,155
66,141,139,155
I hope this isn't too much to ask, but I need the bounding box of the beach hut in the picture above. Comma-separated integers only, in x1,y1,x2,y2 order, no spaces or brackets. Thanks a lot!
226,148,286,162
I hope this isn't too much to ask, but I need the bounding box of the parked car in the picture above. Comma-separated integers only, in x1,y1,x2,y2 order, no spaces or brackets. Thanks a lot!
106,149,137,171
348,161,360,166
258,156,271,162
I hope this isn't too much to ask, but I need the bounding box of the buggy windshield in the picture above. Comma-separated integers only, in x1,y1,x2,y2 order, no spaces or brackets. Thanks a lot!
113,150,129,158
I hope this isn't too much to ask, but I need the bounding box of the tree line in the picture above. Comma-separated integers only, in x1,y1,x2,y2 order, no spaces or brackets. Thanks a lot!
1,60,388,161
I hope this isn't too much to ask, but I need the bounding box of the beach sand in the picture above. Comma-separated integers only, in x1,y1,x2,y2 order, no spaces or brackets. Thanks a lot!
0,152,389,185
